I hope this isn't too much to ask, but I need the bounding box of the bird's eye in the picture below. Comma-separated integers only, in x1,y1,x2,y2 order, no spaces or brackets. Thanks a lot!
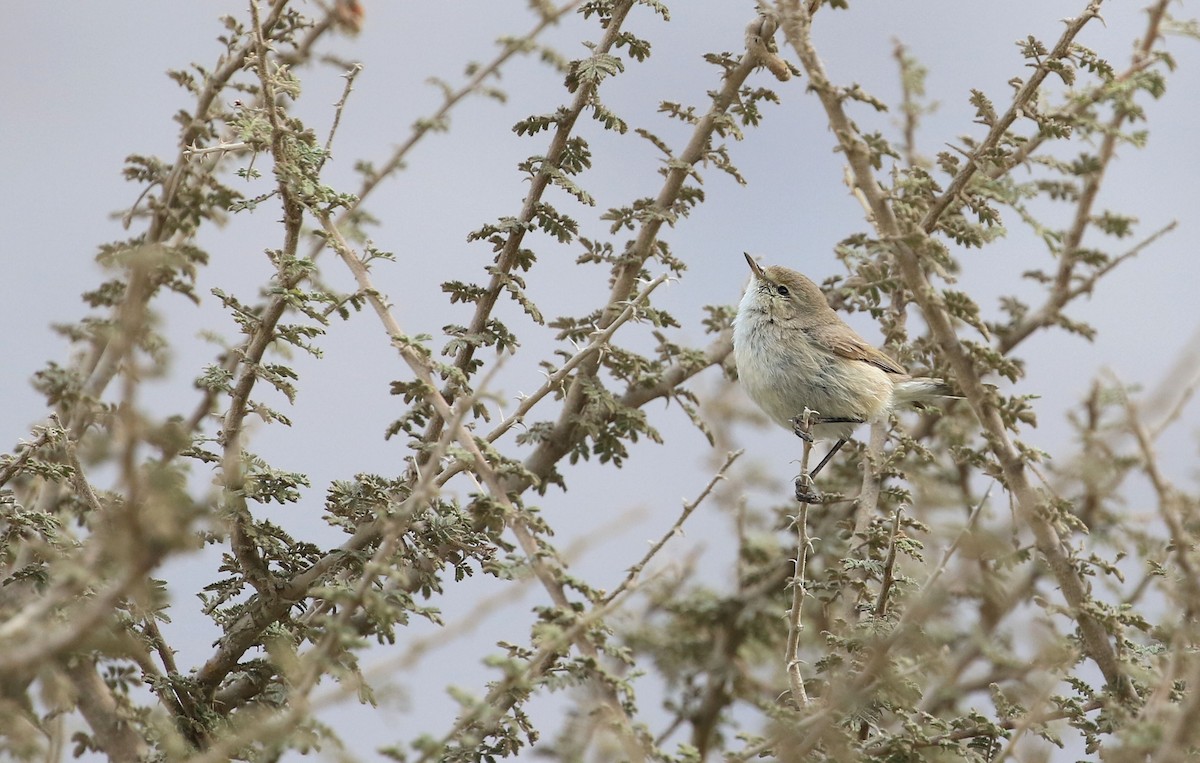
775,285,790,296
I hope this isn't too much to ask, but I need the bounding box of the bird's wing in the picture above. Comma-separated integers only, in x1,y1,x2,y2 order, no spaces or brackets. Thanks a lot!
805,324,906,375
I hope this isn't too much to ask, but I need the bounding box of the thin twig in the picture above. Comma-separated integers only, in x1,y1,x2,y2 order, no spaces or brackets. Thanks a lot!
997,0,1173,355
66,660,150,762
853,421,888,541
603,450,743,606
319,63,363,171
515,13,770,492
411,0,625,456
1116,375,1200,615
319,209,650,760
914,1,1104,233
483,274,671,448
873,507,903,619
785,409,815,708
0,418,60,489
862,697,1104,757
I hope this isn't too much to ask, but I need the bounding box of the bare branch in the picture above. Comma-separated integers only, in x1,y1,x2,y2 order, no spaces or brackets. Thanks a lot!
65,660,149,763
604,449,743,607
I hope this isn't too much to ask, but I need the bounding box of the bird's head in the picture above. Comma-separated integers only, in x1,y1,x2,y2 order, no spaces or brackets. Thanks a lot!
741,253,833,325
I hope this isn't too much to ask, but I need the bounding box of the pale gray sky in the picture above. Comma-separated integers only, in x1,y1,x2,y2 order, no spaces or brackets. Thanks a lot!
3,1,1198,759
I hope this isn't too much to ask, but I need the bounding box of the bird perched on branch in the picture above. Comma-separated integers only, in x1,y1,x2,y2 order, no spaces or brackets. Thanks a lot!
733,253,955,478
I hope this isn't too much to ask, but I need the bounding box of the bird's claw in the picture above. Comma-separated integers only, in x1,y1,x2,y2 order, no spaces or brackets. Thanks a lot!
794,476,821,503
791,416,814,442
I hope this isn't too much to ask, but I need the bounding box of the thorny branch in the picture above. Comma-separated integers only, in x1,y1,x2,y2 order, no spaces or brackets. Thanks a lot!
320,213,651,759
777,0,1134,698
518,16,772,493
5,1,1196,761
785,412,815,708
603,449,742,607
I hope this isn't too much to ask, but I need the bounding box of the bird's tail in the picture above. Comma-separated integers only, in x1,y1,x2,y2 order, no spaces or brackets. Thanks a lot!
893,377,960,406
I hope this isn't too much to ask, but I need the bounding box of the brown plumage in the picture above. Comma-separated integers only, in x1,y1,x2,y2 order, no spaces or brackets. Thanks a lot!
733,253,953,451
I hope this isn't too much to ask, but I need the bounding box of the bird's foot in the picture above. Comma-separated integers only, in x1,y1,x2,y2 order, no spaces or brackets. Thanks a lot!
794,475,821,504
790,414,866,441
791,417,814,442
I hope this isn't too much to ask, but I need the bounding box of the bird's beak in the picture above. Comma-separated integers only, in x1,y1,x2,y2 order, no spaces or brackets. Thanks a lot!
743,252,766,279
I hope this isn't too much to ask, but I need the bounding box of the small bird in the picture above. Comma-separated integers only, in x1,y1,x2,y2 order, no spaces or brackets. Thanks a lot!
733,253,953,477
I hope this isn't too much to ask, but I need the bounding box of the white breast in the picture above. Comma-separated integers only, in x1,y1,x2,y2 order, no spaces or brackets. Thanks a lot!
734,292,892,440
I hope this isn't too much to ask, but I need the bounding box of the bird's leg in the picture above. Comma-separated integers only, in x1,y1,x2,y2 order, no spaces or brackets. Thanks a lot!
793,409,821,503
791,414,865,441
795,439,849,501
790,413,863,502
809,438,846,479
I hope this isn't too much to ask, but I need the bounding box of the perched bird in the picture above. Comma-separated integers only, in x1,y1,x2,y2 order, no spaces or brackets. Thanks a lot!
733,253,953,476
